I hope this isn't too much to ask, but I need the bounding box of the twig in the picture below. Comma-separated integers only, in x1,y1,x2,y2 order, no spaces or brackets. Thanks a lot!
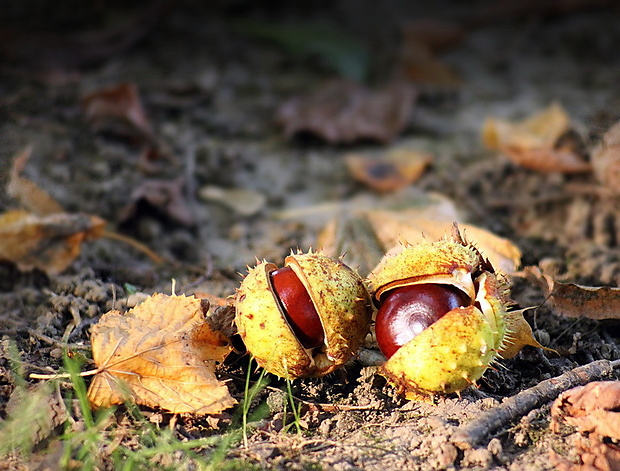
451,359,620,449
102,230,165,264
30,368,99,380
27,328,91,351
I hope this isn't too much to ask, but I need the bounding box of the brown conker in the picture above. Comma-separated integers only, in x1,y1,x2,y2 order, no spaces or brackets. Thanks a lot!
375,284,470,359
270,266,324,349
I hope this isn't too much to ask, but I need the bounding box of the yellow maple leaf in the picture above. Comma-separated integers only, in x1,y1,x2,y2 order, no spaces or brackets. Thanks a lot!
87,293,236,415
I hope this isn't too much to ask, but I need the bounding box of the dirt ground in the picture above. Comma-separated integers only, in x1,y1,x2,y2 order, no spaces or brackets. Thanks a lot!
1,1,620,470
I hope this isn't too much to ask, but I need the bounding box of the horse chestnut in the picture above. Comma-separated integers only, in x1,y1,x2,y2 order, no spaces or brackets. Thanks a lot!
368,232,512,398
375,284,471,359
235,251,373,379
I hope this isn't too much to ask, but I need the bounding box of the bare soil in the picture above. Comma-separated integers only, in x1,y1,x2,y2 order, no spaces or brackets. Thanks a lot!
1,1,620,470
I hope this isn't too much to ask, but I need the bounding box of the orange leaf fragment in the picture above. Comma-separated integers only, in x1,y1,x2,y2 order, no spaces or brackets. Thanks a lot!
592,120,620,193
0,210,105,274
482,103,591,173
276,79,417,144
88,293,235,415
8,146,64,216
345,148,432,193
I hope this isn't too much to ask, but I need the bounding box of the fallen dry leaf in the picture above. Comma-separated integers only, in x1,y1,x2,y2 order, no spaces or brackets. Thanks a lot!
0,210,105,274
592,120,620,193
364,210,522,274
82,82,153,142
551,381,620,440
199,185,267,216
88,293,236,414
8,146,65,216
550,381,620,471
397,19,464,88
482,103,591,173
401,19,466,53
345,148,432,193
550,435,620,471
276,79,417,144
526,266,620,320
498,308,550,359
119,177,194,226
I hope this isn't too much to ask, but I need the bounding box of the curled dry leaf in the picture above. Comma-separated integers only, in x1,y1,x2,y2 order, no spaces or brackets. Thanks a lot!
345,148,432,193
551,381,620,440
526,266,620,320
8,146,64,216
0,210,105,275
82,82,153,141
276,79,417,144
119,177,194,226
88,293,236,415
498,308,550,359
592,120,620,193
550,382,620,471
482,103,591,173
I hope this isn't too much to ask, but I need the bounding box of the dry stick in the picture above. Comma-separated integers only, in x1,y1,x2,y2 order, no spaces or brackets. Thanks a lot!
102,230,165,264
451,359,620,449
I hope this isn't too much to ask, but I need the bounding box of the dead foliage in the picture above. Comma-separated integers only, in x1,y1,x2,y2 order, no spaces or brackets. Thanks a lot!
345,148,432,193
482,103,591,173
527,266,620,320
550,381,620,471
81,82,153,142
276,79,417,144
88,293,236,415
592,120,620,193
119,177,195,226
0,210,105,275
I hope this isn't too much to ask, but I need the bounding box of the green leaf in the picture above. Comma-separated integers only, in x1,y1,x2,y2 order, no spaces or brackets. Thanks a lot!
236,21,370,82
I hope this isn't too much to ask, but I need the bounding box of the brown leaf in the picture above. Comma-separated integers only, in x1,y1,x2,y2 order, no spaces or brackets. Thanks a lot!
551,381,620,441
527,267,620,320
397,20,464,88
345,148,432,193
1,382,68,452
592,120,620,193
401,19,467,53
482,103,591,173
88,293,236,415
8,146,64,216
82,82,153,141
0,210,105,274
119,177,194,226
276,79,417,144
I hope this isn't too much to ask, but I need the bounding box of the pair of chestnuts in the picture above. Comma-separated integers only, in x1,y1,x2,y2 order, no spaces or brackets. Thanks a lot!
234,234,512,398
